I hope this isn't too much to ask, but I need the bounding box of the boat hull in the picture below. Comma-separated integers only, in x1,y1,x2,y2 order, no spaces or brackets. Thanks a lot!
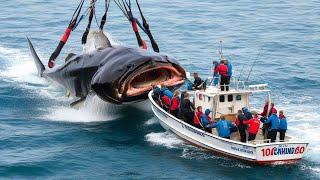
149,91,308,164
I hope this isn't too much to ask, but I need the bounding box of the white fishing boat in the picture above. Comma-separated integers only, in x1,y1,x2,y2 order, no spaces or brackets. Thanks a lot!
148,76,308,164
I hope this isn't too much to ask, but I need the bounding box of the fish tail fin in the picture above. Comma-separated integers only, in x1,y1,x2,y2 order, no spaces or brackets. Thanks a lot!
26,37,45,77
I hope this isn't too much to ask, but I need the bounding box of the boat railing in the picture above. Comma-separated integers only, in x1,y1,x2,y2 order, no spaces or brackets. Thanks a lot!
206,76,269,93
206,76,246,90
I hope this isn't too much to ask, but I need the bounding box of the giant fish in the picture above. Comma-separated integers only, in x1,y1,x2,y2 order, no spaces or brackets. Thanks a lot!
27,31,186,105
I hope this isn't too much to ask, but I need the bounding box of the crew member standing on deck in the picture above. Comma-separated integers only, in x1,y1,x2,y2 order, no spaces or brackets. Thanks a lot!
235,110,247,143
278,110,287,141
264,108,279,142
243,112,261,141
214,60,230,91
180,93,195,125
207,115,236,139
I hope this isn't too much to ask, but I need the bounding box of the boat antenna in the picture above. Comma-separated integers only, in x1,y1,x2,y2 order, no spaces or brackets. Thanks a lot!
244,47,264,83
218,40,224,60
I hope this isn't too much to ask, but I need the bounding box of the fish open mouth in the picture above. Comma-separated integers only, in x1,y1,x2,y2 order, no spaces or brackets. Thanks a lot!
122,65,185,97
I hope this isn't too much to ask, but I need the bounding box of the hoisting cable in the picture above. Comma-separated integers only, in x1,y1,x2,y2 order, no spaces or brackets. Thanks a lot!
113,0,129,20
114,0,147,50
81,0,96,45
48,0,85,68
99,0,111,30
135,0,159,52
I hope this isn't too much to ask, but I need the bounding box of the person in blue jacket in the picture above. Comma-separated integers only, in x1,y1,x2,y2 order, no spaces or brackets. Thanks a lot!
278,110,287,141
264,108,279,142
226,59,232,78
200,109,213,133
207,115,236,139
242,107,253,120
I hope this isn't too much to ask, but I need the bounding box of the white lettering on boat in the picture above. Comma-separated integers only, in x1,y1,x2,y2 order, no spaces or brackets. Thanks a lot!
231,146,254,154
181,124,205,137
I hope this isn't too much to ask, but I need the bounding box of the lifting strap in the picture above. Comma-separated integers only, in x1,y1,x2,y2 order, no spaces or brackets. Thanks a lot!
135,0,159,52
48,0,85,68
81,0,95,45
100,0,111,30
114,0,147,50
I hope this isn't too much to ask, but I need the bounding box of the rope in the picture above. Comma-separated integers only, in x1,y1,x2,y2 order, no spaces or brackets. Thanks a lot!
99,0,111,30
48,0,86,68
135,0,159,52
81,0,96,45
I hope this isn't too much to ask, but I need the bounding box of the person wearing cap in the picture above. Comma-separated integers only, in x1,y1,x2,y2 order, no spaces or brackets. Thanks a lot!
207,115,236,139
264,108,279,142
242,107,253,120
200,109,213,133
278,110,287,141
243,112,261,141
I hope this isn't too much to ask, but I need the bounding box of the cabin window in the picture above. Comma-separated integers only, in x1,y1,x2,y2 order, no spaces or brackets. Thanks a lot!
219,95,225,102
236,95,242,101
228,95,233,102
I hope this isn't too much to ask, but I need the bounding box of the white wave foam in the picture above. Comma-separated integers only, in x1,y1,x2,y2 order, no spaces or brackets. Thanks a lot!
145,132,184,148
281,103,320,163
43,95,121,123
0,45,122,123
0,45,50,91
144,117,159,126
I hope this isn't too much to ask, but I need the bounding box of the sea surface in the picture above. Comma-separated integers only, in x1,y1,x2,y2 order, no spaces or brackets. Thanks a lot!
0,0,319,179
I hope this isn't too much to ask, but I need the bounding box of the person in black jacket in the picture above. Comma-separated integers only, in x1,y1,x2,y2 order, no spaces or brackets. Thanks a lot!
192,72,205,90
236,110,247,143
180,93,195,125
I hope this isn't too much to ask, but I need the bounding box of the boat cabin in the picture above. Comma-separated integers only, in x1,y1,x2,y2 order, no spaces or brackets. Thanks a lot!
191,76,270,123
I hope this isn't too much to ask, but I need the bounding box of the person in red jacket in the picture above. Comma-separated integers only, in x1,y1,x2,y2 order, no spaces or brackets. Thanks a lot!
161,95,171,112
214,60,230,91
170,91,180,117
243,112,261,141
194,106,203,129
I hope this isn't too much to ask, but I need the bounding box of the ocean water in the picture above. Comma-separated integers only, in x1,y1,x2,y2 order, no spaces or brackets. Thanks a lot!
0,0,319,179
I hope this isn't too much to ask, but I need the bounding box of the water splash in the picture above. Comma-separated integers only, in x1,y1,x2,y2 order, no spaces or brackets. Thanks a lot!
145,132,184,148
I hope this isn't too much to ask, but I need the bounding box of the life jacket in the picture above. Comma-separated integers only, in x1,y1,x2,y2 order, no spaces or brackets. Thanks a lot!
209,120,233,138
194,111,203,125
200,114,211,127
170,97,179,111
244,117,260,134
162,95,171,107
279,115,287,130
265,114,279,131
215,64,228,77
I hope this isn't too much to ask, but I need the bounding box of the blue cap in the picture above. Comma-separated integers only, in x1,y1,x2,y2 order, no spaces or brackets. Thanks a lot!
205,109,211,115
